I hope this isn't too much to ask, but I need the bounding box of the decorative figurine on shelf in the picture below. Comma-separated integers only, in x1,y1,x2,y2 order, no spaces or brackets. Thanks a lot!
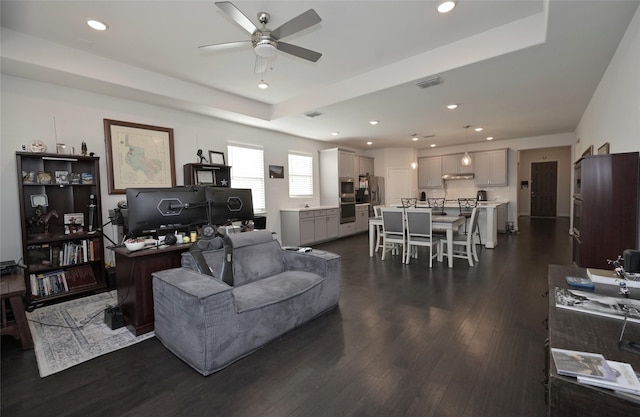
81,141,88,156
196,149,209,164
28,206,58,235
88,194,96,232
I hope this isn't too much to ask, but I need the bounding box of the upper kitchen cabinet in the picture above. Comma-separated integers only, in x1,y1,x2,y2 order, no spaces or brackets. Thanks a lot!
418,156,443,188
356,156,374,176
474,149,508,186
338,150,356,179
443,154,473,174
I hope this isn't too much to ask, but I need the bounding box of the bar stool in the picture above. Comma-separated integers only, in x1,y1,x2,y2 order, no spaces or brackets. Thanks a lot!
458,198,482,245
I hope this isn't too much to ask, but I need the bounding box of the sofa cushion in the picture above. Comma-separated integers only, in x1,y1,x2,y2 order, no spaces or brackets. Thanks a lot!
225,231,286,286
181,246,225,279
233,271,325,313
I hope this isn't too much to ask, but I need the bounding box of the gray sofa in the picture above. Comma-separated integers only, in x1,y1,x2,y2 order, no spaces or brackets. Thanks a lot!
151,230,341,376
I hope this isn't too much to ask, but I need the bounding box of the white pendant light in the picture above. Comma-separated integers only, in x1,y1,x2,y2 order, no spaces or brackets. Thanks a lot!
461,125,472,166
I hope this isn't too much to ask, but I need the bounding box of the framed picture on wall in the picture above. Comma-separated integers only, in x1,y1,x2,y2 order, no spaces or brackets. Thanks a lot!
597,142,610,155
581,145,593,158
104,119,176,194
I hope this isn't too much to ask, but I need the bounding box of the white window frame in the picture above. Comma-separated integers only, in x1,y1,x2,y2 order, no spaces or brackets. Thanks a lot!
227,144,265,212
288,152,313,198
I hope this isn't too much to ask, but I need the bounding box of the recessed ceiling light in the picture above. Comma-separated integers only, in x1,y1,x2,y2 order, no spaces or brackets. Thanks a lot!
258,81,269,89
412,137,419,141
486,136,494,141
430,144,437,148
446,104,458,110
86,19,108,31
331,132,339,136
367,141,373,145
437,1,456,14
369,120,379,125
475,127,483,132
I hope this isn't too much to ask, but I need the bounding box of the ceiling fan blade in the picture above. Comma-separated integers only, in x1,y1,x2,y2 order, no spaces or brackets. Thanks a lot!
271,9,321,40
277,42,322,62
198,40,251,50
215,1,258,35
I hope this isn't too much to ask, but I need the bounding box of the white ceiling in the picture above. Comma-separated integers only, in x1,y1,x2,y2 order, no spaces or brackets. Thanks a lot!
1,1,638,150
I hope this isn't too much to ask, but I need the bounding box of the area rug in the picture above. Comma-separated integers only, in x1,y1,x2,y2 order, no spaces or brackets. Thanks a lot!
27,290,155,377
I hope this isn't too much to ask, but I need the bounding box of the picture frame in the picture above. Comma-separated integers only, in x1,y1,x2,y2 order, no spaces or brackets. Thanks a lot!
269,165,284,179
597,142,610,155
104,119,176,194
208,151,226,165
30,194,49,208
195,168,216,185
581,145,593,158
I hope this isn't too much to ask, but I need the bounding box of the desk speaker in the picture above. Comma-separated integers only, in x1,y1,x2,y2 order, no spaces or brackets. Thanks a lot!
624,249,640,273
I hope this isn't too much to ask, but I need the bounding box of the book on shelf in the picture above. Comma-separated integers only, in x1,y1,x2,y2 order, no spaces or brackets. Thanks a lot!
69,172,81,184
578,360,640,396
587,268,640,289
551,348,616,381
54,170,69,184
566,275,594,289
26,243,52,269
554,287,640,324
30,270,69,297
64,264,97,290
81,172,94,184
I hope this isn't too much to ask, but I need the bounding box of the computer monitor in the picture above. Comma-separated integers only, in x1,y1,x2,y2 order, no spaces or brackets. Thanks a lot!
204,187,254,226
126,186,208,236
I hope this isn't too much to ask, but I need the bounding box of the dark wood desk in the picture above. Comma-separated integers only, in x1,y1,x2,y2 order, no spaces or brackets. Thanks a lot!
1,270,34,349
110,244,189,336
547,264,640,416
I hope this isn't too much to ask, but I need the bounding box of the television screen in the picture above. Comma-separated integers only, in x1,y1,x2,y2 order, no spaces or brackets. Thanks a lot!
126,186,208,236
205,187,254,226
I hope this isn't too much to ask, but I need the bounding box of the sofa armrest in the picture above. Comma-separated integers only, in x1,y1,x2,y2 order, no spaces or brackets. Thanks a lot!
283,249,341,277
153,267,230,298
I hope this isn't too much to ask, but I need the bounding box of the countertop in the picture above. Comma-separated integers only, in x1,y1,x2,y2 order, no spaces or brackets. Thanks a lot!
281,203,369,212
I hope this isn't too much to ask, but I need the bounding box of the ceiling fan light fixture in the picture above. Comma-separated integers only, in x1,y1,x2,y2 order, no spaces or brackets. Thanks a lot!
258,80,269,89
254,40,278,58
437,1,456,14
86,19,108,31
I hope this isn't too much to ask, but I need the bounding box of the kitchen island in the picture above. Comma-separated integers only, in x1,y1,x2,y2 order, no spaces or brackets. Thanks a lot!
417,200,508,248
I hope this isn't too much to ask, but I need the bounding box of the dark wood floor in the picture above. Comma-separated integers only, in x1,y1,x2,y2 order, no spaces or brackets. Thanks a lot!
2,217,572,417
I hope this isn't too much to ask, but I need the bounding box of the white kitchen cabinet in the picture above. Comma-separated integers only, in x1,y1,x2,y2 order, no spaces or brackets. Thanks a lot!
356,156,374,176
338,150,356,179
443,153,473,174
474,149,508,186
280,208,339,246
355,204,370,233
417,156,443,188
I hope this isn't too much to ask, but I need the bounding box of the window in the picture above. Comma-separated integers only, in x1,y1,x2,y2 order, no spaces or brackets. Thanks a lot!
227,145,265,211
288,153,313,198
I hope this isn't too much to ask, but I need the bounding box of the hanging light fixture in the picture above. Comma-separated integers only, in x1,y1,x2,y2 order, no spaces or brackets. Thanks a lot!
461,125,472,166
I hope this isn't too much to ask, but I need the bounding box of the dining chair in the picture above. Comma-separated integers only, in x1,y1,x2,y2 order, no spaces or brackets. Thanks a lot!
405,208,442,267
400,198,417,208
373,205,385,253
380,207,406,261
458,198,482,245
427,198,447,215
442,206,480,266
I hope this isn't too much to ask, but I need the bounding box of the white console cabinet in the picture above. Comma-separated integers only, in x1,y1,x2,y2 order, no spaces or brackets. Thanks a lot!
280,208,339,246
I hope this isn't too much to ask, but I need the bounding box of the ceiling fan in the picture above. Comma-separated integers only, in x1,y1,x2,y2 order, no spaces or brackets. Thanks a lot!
199,1,322,73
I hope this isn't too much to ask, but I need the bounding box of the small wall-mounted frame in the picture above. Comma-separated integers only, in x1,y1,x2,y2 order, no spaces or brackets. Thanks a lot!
208,151,226,165
582,145,593,157
30,194,49,207
269,165,284,179
598,142,610,155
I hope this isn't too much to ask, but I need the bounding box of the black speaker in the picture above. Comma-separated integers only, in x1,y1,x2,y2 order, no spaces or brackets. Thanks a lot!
624,249,640,273
104,306,124,330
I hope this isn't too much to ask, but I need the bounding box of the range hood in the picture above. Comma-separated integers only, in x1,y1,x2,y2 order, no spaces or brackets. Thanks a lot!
442,173,475,180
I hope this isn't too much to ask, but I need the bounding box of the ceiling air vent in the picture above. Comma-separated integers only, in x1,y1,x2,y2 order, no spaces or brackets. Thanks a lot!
305,111,323,118
416,76,442,89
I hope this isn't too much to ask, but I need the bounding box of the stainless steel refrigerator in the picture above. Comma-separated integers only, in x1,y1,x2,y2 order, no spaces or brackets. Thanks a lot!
357,175,384,216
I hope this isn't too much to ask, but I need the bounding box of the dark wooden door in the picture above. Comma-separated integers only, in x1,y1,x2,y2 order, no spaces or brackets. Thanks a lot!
531,161,557,217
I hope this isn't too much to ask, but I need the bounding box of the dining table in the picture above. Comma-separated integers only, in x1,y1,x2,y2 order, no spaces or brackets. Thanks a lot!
368,214,466,268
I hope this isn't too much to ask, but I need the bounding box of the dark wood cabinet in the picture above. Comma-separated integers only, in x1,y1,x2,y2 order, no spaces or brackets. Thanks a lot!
110,244,189,335
183,163,231,186
547,265,640,416
572,152,639,270
16,152,106,307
